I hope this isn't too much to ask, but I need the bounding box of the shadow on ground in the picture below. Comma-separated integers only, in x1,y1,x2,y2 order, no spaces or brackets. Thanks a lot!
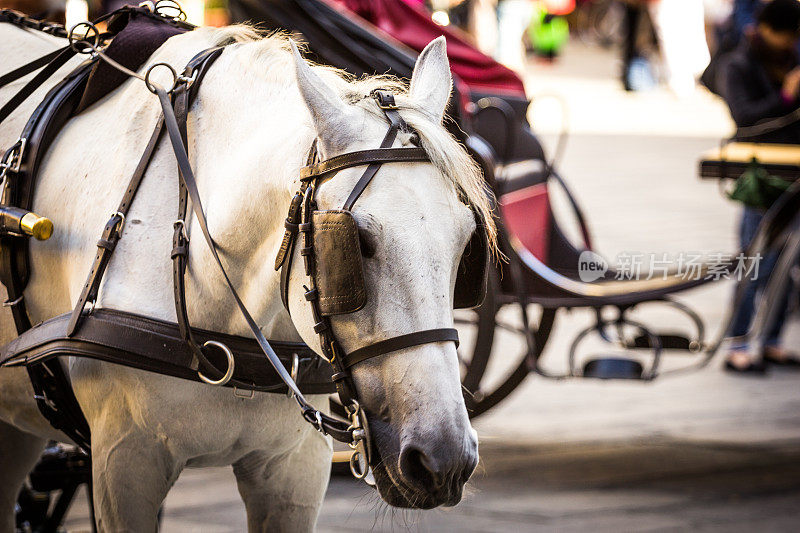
316,438,800,532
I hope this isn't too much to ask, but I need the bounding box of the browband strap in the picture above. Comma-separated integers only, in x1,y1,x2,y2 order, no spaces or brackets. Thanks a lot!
299,147,429,180
342,328,459,369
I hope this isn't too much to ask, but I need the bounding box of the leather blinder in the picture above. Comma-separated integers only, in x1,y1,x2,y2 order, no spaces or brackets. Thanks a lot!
453,213,489,309
312,210,367,316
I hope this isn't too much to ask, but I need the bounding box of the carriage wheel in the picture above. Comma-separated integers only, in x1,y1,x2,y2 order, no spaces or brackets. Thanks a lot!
455,267,557,418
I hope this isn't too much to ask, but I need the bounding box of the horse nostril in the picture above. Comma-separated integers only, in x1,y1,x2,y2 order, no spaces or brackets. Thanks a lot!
399,446,444,490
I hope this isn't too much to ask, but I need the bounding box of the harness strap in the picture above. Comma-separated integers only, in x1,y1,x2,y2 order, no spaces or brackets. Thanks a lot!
343,112,402,209
0,47,77,125
0,46,71,90
158,52,354,441
3,309,335,394
298,147,428,181
171,47,224,378
26,359,91,447
66,116,165,336
0,9,68,36
342,328,459,369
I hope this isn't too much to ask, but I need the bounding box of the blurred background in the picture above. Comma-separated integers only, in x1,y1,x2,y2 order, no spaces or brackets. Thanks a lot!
4,0,800,531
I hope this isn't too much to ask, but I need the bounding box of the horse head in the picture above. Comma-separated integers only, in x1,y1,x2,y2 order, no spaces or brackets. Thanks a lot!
285,37,492,508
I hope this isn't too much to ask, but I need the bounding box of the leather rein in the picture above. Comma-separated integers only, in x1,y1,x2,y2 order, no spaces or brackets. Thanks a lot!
1,11,463,480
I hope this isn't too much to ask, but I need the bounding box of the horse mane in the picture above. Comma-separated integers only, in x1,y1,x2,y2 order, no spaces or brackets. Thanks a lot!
193,25,497,250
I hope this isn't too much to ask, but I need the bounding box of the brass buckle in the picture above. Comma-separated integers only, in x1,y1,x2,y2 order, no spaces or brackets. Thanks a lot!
110,212,126,236
372,90,397,110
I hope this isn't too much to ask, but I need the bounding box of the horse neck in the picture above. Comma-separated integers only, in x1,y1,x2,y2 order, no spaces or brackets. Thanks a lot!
174,42,316,339
25,32,311,341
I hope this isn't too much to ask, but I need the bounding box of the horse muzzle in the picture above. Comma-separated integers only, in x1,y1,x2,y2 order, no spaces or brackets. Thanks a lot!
368,416,479,508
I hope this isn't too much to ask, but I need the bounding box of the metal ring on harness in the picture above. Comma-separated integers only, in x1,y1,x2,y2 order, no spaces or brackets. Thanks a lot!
67,21,100,54
154,0,188,21
349,449,368,479
286,352,300,398
197,340,235,386
144,63,178,95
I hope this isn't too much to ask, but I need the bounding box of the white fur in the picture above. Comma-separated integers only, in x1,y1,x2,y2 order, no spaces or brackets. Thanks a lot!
0,24,485,530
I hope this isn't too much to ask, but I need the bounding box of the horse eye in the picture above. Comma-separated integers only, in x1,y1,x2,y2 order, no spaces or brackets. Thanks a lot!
358,228,377,258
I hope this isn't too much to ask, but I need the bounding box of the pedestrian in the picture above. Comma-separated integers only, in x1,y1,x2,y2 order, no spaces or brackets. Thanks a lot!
718,0,800,372
620,0,656,91
495,0,535,71
648,0,711,96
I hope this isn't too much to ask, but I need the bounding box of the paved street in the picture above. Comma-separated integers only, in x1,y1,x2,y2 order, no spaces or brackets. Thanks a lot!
62,41,800,531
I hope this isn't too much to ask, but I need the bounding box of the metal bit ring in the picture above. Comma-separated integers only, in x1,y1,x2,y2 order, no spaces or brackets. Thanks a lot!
67,21,100,54
198,340,235,386
144,62,177,94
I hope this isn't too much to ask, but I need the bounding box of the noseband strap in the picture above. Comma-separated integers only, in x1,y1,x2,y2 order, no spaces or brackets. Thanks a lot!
342,328,459,369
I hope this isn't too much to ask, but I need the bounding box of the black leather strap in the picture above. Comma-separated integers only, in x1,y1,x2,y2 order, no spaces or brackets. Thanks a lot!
171,48,222,375
3,309,335,394
298,147,428,181
0,47,76,125
155,56,353,440
342,107,402,210
0,46,71,90
343,328,459,369
0,9,68,37
66,116,165,336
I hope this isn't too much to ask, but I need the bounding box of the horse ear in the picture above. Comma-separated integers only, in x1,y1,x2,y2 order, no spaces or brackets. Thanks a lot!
290,40,357,153
409,36,452,121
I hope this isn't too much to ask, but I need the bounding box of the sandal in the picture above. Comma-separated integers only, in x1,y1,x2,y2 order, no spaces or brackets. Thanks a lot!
724,351,767,374
724,359,767,373
763,347,800,367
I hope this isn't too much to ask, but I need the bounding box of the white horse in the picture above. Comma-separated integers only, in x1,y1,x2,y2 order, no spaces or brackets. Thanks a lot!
0,21,495,531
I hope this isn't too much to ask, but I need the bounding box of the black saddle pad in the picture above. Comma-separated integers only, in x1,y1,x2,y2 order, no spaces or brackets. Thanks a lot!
77,8,186,112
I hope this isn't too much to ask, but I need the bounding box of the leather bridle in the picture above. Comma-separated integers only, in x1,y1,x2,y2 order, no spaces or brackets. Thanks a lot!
275,90,468,474
62,36,468,477
1,10,476,480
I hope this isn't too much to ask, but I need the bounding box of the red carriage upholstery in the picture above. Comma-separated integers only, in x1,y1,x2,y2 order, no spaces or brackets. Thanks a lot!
327,0,526,96
499,183,551,264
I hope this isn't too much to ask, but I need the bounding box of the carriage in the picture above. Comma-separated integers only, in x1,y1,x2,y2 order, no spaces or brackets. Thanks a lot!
261,0,800,411
4,0,800,530
230,0,752,416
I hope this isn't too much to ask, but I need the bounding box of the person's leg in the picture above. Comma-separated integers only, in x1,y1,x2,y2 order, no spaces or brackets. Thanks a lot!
623,3,639,66
495,0,534,71
730,207,764,337
758,251,798,362
726,207,766,370
648,0,710,96
621,3,641,90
